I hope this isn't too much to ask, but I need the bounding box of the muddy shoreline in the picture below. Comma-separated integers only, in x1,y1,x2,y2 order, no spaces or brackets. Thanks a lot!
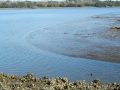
0,73,120,90
25,13,120,63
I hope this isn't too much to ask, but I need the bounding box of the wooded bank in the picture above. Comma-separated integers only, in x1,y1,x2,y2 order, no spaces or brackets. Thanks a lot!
0,0,120,8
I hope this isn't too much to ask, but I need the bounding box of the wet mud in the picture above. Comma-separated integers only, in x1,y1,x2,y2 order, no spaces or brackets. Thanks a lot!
25,12,120,63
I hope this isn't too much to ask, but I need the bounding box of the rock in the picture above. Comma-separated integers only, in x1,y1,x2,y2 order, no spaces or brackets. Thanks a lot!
0,72,120,90
91,73,93,76
117,19,120,22
93,78,102,86
112,82,117,86
110,26,120,31
62,77,69,84
43,76,48,80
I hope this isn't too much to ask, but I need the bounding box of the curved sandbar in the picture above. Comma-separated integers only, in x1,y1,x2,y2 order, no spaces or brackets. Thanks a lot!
25,14,120,63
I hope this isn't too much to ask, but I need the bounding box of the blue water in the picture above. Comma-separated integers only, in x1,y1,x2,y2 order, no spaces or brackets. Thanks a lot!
0,8,120,83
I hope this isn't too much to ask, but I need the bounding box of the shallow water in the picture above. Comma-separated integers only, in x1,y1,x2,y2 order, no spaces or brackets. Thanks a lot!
25,13,120,62
0,8,120,83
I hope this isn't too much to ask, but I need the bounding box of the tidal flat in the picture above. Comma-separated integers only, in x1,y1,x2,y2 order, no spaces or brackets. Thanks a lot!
0,8,120,84
26,12,120,63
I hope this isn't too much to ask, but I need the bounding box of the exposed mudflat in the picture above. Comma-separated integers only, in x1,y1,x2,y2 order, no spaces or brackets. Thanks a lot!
25,12,120,63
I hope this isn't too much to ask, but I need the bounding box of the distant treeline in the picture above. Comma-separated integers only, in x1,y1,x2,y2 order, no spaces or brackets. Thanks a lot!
0,0,120,8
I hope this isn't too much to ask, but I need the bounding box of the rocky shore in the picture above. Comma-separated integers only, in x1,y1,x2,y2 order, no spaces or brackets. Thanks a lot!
0,73,120,90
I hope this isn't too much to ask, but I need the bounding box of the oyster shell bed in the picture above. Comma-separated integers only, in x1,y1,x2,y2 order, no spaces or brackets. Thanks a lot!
0,73,120,90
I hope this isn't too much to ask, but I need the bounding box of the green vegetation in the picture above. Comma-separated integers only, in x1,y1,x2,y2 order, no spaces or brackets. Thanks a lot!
0,0,120,8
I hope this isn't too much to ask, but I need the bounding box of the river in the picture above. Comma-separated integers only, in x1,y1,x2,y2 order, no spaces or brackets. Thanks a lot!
0,8,120,83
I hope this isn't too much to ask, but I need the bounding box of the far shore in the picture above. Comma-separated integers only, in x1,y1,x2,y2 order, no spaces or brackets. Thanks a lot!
0,7,96,10
0,6,120,10
1,6,119,10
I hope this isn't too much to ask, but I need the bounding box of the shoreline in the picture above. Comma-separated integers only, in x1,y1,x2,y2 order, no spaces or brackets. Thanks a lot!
0,7,96,10
1,6,118,10
25,12,120,64
0,6,120,10
0,73,120,90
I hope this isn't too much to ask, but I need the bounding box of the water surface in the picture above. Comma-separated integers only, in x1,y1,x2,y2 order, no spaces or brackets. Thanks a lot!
0,8,120,83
